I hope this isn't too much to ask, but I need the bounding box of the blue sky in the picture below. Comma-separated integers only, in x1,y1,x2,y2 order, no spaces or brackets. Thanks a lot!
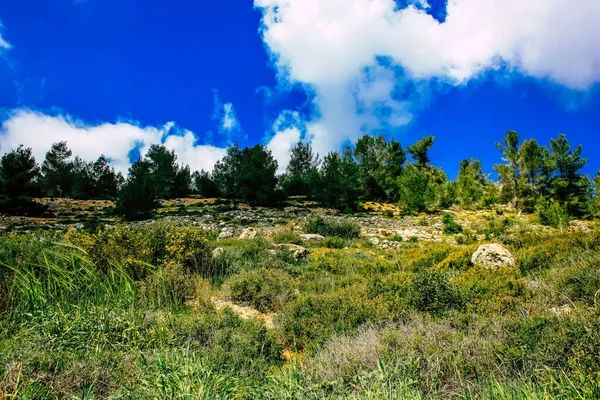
0,0,598,177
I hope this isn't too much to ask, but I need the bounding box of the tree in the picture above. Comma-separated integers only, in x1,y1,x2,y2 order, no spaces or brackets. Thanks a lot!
383,139,406,201
494,130,522,210
397,163,435,213
72,155,121,200
0,146,45,215
237,145,280,205
172,165,192,198
145,145,178,199
213,143,242,198
354,135,387,201
548,134,591,217
41,141,74,197
116,160,159,221
283,141,319,197
457,158,487,209
192,170,220,198
593,171,600,217
407,135,435,169
317,147,361,211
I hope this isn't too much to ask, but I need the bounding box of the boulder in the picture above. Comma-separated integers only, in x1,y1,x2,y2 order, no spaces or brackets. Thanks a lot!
368,237,380,246
300,234,325,242
239,227,258,240
272,244,310,259
471,244,515,269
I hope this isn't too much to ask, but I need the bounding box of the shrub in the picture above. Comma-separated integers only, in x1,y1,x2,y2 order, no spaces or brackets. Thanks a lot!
323,236,347,249
536,199,571,229
306,216,361,239
442,213,463,234
271,230,303,245
228,268,296,313
410,269,464,315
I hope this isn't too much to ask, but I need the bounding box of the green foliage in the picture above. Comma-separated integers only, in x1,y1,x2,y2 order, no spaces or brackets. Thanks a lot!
323,236,347,249
457,158,488,208
407,135,435,169
271,230,303,245
228,268,296,313
306,216,361,239
192,169,221,198
40,141,74,197
397,163,435,213
410,269,464,315
282,141,319,197
116,159,159,221
0,145,45,215
442,213,463,234
314,147,361,211
536,198,571,229
213,143,280,205
71,155,122,200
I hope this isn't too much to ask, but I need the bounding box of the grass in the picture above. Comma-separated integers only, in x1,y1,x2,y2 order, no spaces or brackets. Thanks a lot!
1,218,600,398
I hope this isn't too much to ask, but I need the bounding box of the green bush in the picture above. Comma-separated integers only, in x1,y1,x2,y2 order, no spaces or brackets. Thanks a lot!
410,269,464,315
323,236,347,249
228,268,296,313
306,216,361,239
442,213,463,234
536,198,571,229
271,230,303,245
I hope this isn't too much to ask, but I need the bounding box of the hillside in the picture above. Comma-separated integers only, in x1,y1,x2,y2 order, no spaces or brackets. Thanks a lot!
1,201,599,398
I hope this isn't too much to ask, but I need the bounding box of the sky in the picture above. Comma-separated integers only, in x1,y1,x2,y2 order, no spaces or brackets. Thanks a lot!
0,0,598,178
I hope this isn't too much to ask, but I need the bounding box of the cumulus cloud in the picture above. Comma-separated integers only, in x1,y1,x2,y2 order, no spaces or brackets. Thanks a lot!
255,0,600,156
265,111,304,173
0,110,227,175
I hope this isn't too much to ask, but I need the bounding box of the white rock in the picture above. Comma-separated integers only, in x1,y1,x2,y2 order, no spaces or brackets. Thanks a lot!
471,244,516,269
369,237,380,246
212,247,225,258
218,230,234,239
239,227,258,240
272,244,310,259
300,234,325,242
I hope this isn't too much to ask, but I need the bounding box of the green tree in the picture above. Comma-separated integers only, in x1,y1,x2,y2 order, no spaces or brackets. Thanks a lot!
593,171,600,217
383,139,406,201
192,170,220,198
145,145,178,199
317,147,361,211
72,155,121,200
354,135,387,201
116,159,159,221
456,158,487,209
213,143,242,198
548,134,591,217
494,130,522,210
0,146,45,215
40,141,74,197
172,165,192,198
407,135,435,169
397,163,434,213
283,141,319,197
237,145,280,205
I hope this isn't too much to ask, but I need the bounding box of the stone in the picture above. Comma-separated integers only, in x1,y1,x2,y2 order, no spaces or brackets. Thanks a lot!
300,234,325,242
239,227,258,240
272,244,310,259
368,237,380,246
212,247,225,258
471,244,516,269
218,229,234,239
378,229,389,237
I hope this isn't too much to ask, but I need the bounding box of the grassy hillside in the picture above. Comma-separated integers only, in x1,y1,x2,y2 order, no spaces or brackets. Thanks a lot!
0,201,599,399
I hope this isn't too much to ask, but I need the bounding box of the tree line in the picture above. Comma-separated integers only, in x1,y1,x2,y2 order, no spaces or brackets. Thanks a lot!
1,131,598,223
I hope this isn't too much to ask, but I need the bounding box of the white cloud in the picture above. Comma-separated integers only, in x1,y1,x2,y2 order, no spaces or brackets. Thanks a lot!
255,0,600,156
0,110,226,175
265,110,305,173
221,102,239,132
0,21,11,50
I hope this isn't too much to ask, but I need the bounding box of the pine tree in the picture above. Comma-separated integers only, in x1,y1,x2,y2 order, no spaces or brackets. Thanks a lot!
317,147,361,211
397,163,434,213
192,170,220,198
145,145,178,199
494,130,522,210
116,160,159,221
236,145,280,205
41,141,74,197
213,143,242,198
283,141,319,197
0,146,45,215
407,135,435,170
457,158,487,209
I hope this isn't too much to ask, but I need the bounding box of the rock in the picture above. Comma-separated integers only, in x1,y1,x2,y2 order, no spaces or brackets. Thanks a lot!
272,244,310,259
378,229,389,237
471,244,516,269
550,304,574,317
239,227,258,240
476,235,486,242
212,247,225,258
300,234,325,242
218,229,234,239
368,237,380,246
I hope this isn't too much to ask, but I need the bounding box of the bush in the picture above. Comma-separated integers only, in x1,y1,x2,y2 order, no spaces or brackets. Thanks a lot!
323,236,347,249
410,269,464,315
228,268,296,313
271,230,303,245
442,213,463,234
536,199,571,229
306,216,361,239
